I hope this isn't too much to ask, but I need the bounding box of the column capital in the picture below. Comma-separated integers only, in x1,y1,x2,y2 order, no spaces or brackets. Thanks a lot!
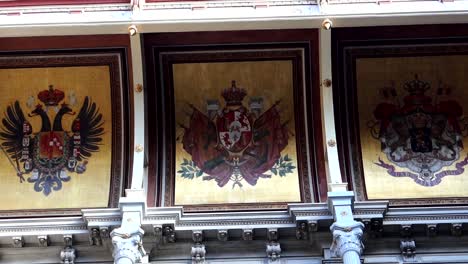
111,225,146,264
111,189,147,264
330,222,365,258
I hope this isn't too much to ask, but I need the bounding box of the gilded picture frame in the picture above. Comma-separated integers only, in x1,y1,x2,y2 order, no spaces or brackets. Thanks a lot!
333,25,468,206
144,30,325,211
0,47,130,217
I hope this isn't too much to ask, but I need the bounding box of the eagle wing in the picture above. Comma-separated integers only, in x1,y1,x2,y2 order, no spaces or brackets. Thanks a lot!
72,96,104,160
0,101,28,160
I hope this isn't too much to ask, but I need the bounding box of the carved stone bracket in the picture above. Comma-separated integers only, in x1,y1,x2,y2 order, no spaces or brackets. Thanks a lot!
308,220,318,232
163,224,176,243
268,228,278,242
100,226,110,239
153,224,163,243
38,235,48,247
192,230,203,243
266,241,281,262
426,224,438,237
400,224,413,238
90,228,102,246
296,221,308,240
451,223,463,237
400,239,416,260
191,243,206,264
64,235,73,247
242,229,253,241
362,219,383,239
217,230,228,241
12,236,24,248
111,224,146,264
60,247,76,264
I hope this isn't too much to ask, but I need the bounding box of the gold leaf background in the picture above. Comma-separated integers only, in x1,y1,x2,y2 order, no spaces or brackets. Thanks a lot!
173,61,301,205
357,56,468,199
0,66,112,210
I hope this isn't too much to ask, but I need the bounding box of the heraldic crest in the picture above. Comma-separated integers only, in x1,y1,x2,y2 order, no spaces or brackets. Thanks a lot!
179,81,294,188
369,75,468,186
0,85,104,195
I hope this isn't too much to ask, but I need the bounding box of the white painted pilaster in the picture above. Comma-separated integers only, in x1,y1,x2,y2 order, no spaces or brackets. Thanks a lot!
129,32,146,190
320,28,347,192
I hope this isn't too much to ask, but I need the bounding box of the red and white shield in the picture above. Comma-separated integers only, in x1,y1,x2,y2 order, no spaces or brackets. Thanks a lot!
38,131,65,159
216,109,252,153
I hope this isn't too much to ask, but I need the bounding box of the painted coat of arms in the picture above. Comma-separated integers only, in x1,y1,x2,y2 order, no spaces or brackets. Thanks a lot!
369,75,468,186
0,85,104,195
179,81,294,188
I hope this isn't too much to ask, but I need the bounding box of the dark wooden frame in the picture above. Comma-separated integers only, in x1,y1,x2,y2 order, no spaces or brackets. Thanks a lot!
332,24,468,206
144,29,326,211
0,35,132,217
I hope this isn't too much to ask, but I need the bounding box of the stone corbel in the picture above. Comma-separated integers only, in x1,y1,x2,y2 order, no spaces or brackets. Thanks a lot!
217,230,228,241
12,236,24,248
191,230,206,264
242,229,253,241
64,235,73,247
267,228,278,242
266,228,281,262
100,226,110,239
163,224,176,243
362,218,383,240
266,241,281,262
426,224,438,237
308,220,318,233
192,230,203,243
400,224,413,238
296,221,308,240
90,228,102,246
451,223,463,237
400,239,416,261
60,247,76,264
153,225,163,244
38,235,49,247
191,243,206,264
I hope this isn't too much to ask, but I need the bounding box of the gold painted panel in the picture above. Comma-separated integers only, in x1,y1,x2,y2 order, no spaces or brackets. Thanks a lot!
0,66,112,210
173,61,301,205
357,55,468,199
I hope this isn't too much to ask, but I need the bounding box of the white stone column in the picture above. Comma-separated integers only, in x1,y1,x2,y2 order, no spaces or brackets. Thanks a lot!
111,189,147,264
328,191,364,264
342,251,361,264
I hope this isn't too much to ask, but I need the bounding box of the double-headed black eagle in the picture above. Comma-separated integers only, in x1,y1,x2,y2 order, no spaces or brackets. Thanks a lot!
0,96,104,195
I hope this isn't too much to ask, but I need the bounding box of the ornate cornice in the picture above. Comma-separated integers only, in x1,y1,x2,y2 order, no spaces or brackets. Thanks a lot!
383,206,468,225
2,200,468,250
